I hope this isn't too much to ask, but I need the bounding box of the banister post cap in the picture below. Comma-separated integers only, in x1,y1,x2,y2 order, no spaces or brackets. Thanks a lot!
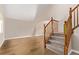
51,17,53,19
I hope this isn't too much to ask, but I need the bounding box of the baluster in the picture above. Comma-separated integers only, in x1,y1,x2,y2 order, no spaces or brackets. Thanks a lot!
51,17,53,34
77,7,78,25
44,24,46,48
74,10,75,27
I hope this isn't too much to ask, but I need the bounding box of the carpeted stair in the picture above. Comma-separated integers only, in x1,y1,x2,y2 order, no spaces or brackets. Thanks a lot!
46,32,64,55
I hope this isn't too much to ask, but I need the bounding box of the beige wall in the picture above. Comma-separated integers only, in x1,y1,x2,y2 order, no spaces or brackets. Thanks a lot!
5,17,35,39
35,20,58,36
5,4,53,39
33,5,52,35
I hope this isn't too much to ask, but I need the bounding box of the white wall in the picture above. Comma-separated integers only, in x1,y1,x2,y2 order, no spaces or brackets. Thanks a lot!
33,4,52,35
4,4,52,39
0,20,3,33
0,5,5,47
5,17,35,39
34,4,52,23
47,4,74,33
47,4,74,20
4,4,75,38
4,4,38,39
72,28,79,51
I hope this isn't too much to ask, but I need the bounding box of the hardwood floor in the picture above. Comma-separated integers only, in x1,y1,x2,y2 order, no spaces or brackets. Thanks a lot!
0,36,57,55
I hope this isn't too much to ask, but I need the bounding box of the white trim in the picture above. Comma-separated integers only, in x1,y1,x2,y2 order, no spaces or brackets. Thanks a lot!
71,49,79,54
68,49,79,55
7,34,43,40
7,35,33,40
68,49,73,55
34,34,43,36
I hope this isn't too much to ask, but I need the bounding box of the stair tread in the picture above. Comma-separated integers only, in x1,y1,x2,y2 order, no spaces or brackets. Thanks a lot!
53,32,64,37
47,41,64,50
46,44,64,54
47,41,64,47
48,39,64,45
54,32,64,35
50,36,64,42
51,35,64,38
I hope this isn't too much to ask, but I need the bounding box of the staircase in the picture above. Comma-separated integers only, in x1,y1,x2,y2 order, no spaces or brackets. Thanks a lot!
46,32,64,55
44,4,79,55
43,18,64,54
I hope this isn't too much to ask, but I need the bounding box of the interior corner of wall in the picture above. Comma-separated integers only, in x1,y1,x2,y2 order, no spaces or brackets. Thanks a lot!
0,39,5,47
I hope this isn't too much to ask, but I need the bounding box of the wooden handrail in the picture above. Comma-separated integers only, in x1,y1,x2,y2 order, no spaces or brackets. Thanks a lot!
71,4,79,12
72,24,79,30
44,17,58,48
44,17,53,48
45,19,59,28
45,19,53,28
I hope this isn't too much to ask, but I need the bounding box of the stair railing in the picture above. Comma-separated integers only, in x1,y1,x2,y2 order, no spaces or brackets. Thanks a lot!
64,4,79,55
72,4,79,30
44,17,58,48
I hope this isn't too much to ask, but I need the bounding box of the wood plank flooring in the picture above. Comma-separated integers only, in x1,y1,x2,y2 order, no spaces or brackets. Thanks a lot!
0,36,57,55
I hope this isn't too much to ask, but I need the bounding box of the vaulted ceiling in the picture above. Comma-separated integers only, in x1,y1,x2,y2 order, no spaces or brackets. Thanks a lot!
4,4,38,21
4,4,51,21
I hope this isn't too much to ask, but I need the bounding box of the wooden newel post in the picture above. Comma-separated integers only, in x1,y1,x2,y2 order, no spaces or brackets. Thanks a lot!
64,21,68,55
69,8,73,33
69,8,72,18
44,24,46,48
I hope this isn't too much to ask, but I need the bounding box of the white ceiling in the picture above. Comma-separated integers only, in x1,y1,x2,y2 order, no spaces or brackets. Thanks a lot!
4,4,38,21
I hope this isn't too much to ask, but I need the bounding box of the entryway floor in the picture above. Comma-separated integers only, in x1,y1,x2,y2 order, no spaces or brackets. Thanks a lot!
0,36,57,55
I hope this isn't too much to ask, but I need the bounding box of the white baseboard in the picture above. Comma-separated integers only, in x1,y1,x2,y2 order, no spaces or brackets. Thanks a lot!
71,49,79,54
68,49,73,55
7,35,33,40
68,49,79,55
7,34,43,40
68,49,72,55
34,34,43,36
